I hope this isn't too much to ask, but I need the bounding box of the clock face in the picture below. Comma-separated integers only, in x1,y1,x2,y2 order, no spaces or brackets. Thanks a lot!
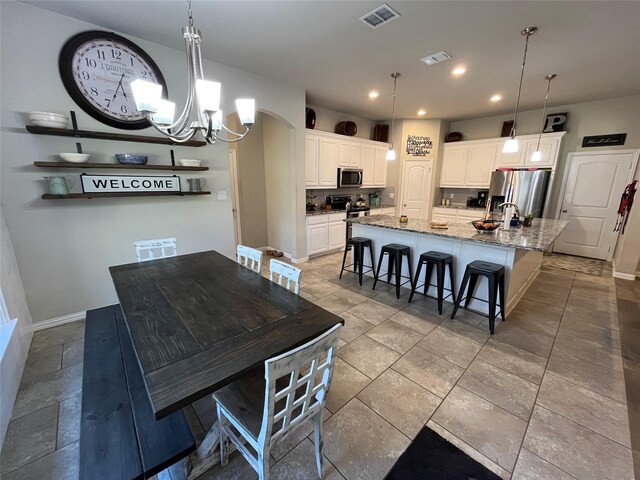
59,31,167,130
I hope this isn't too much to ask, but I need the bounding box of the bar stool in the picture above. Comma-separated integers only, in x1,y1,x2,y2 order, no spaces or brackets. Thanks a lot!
451,260,505,334
373,244,414,299
340,237,376,286
409,251,456,314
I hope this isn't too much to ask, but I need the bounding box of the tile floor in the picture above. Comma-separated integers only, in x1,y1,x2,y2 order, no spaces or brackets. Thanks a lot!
1,252,637,480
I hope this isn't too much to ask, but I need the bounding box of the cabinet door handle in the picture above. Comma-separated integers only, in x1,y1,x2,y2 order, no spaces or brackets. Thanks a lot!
562,209,567,213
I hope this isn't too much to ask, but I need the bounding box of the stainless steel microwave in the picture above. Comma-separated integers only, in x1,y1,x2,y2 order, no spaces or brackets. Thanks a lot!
337,168,363,188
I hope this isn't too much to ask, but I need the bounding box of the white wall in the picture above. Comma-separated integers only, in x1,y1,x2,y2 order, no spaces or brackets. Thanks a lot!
263,116,293,254
0,208,34,448
306,104,377,140
450,95,640,215
0,2,307,324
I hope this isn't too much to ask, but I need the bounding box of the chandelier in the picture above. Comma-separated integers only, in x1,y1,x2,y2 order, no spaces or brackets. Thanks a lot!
503,26,537,153
131,0,255,144
386,72,400,161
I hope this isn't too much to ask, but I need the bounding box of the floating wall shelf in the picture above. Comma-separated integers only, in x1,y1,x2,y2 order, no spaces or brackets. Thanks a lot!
41,192,211,200
26,125,207,147
34,162,208,172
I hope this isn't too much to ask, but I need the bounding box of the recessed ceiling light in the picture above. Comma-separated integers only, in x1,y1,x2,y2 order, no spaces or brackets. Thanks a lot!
490,94,502,102
417,109,426,116
369,90,379,99
452,66,466,76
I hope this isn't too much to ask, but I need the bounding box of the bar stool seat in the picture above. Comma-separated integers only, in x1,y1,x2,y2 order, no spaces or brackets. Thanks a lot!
340,237,375,286
409,251,456,314
451,260,505,334
373,243,413,299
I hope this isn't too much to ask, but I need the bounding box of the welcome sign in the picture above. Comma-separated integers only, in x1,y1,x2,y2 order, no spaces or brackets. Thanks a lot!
81,174,181,193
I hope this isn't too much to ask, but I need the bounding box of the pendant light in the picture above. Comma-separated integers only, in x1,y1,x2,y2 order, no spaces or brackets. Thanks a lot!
503,26,537,153
386,72,401,161
530,74,557,162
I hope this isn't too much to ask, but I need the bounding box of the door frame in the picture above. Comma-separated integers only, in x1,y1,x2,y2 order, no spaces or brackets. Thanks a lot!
228,149,243,246
399,157,433,220
554,149,639,261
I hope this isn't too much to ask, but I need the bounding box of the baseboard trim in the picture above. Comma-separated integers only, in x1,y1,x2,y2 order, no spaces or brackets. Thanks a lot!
291,256,309,264
613,271,637,280
33,311,86,331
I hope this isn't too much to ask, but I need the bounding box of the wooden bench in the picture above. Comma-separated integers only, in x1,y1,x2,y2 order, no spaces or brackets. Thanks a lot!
80,305,196,480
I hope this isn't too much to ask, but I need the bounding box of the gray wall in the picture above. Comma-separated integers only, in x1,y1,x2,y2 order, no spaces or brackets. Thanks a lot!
306,104,377,140
0,2,306,323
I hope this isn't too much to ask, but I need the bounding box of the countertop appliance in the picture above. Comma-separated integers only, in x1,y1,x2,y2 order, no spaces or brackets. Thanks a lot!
337,168,363,188
484,169,551,221
331,195,370,240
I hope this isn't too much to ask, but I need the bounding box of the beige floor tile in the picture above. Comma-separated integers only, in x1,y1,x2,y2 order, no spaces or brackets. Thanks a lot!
0,404,58,474
62,339,83,368
314,294,355,315
505,298,563,337
417,327,482,368
357,369,441,439
574,272,615,286
537,373,631,447
490,324,554,359
271,438,345,480
332,287,373,306
553,331,623,372
540,266,576,279
323,399,410,480
524,406,634,480
336,312,375,343
459,360,538,420
431,386,528,472
57,394,81,448
301,281,340,299
21,343,63,382
269,409,332,463
344,299,398,325
523,280,571,308
560,314,621,349
566,291,617,312
512,448,576,480
546,349,627,403
372,289,414,310
325,358,371,414
571,284,618,303
535,271,575,289
392,346,464,398
477,340,546,385
564,302,619,330
438,317,491,346
29,321,85,351
337,335,401,380
365,319,424,354
388,306,441,335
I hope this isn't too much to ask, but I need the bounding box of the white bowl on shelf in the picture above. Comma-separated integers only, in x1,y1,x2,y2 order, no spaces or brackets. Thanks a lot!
29,111,68,129
60,153,90,163
179,159,202,167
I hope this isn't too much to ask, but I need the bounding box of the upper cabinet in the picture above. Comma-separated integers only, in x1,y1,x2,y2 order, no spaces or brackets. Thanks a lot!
306,129,389,189
440,132,565,188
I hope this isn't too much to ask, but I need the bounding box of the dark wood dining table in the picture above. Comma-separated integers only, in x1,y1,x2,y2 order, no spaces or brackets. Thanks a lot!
109,250,343,477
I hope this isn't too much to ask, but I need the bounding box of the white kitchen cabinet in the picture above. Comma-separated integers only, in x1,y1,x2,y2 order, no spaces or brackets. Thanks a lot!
432,207,483,224
305,135,319,187
440,146,468,187
338,141,360,167
318,137,339,187
495,145,526,168
373,147,388,186
306,212,346,256
371,207,395,216
465,144,496,187
456,210,482,223
524,138,558,167
360,145,375,186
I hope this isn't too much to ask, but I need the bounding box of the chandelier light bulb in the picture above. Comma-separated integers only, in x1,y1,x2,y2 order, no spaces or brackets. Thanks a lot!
386,147,396,161
530,150,542,162
151,99,176,125
503,137,519,153
131,79,162,113
196,80,221,113
236,99,256,126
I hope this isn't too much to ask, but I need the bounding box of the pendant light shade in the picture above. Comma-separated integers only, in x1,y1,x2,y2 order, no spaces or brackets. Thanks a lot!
531,74,557,162
502,26,537,153
386,72,400,161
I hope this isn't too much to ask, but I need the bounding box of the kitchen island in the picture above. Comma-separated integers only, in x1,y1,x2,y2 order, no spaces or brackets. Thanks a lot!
350,216,568,316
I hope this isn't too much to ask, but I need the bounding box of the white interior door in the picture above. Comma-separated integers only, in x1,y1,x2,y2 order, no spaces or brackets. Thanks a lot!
228,150,242,246
400,159,433,219
553,150,638,260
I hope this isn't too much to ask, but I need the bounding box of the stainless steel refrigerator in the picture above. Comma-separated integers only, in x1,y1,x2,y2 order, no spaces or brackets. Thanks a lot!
484,169,552,220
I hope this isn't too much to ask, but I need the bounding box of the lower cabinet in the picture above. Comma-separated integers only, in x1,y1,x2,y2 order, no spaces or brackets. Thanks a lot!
306,213,346,256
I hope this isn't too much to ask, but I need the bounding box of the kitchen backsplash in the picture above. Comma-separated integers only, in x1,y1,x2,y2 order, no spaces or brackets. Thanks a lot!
437,187,488,207
307,187,395,207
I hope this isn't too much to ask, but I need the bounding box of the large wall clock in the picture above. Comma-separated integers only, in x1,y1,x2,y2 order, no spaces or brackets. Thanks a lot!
59,30,168,130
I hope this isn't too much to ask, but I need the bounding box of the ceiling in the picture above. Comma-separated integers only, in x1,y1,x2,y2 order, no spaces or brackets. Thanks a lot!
23,0,640,121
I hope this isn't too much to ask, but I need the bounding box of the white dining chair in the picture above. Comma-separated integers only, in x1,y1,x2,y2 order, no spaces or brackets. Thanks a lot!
214,323,342,480
237,245,263,274
134,238,177,262
269,259,302,294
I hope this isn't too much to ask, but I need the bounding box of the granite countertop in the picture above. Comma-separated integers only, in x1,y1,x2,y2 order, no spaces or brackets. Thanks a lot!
348,216,569,252
306,204,396,216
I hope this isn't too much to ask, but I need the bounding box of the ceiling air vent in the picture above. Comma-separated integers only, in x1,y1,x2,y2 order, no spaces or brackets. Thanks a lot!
359,4,400,29
420,51,453,66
